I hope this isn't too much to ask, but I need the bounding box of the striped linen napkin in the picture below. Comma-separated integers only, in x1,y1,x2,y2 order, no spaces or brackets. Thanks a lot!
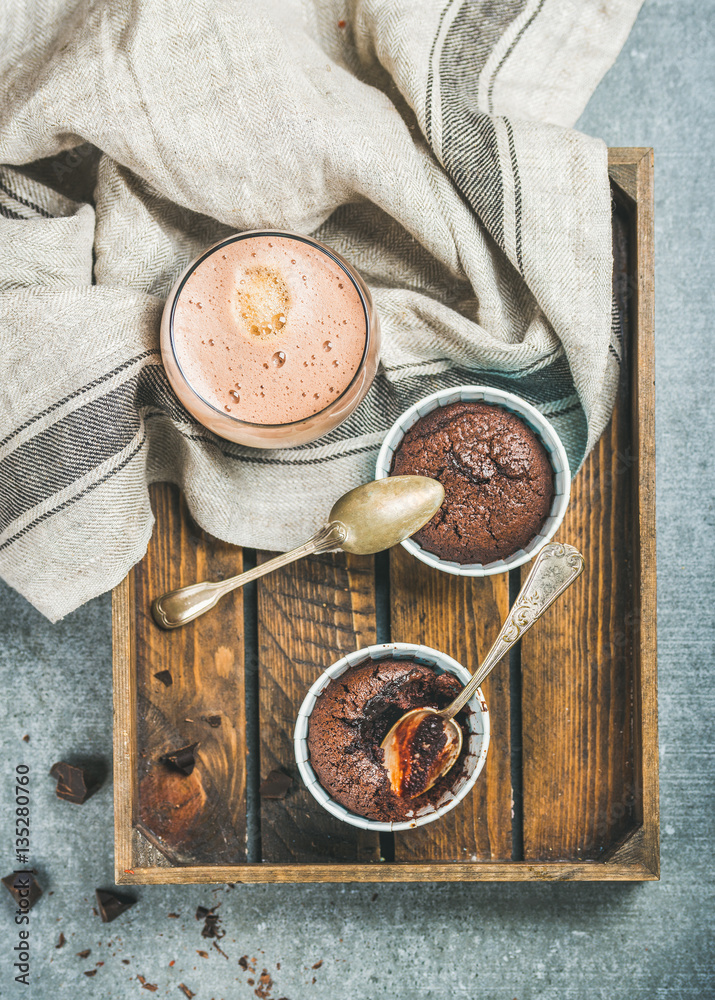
0,0,642,619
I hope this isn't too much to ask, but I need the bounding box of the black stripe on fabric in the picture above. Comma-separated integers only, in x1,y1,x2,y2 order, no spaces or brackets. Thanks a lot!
0,348,161,450
608,342,622,366
0,364,186,533
0,178,55,219
0,432,146,553
383,345,560,376
487,0,547,112
432,0,528,252
442,110,506,248
0,352,583,537
504,117,524,274
546,401,582,419
0,202,25,221
0,384,143,532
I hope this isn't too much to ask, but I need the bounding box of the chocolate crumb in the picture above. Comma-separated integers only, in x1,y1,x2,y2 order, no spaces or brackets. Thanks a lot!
371,892,378,902
254,969,273,999
168,912,180,918
49,761,94,804
84,970,97,977
154,670,173,687
239,956,249,970
213,940,229,958
3,872,42,909
197,950,209,958
55,932,66,949
122,959,130,965
312,960,323,969
160,743,199,775
259,770,292,799
22,734,29,742
95,888,136,923
77,950,91,959
178,986,195,999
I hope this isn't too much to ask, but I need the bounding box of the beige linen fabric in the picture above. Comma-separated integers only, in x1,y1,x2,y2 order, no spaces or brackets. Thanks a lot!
0,0,642,619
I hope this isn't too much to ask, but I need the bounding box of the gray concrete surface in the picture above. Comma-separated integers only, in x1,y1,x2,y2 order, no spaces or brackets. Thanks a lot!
1,1,714,997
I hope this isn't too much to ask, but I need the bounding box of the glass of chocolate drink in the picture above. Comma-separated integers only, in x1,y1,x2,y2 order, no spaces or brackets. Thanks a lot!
160,231,380,448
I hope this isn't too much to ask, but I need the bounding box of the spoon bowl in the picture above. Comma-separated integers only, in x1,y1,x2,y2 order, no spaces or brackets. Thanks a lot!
381,707,463,799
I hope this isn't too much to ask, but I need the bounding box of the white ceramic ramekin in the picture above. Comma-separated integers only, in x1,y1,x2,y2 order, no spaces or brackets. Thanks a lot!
294,642,489,832
375,385,571,577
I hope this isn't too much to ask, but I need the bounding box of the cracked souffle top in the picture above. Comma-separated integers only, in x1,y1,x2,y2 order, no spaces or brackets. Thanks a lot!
307,658,470,822
390,401,554,565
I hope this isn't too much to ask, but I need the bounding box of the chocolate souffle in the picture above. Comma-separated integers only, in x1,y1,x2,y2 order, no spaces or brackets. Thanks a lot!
390,401,554,564
307,658,471,822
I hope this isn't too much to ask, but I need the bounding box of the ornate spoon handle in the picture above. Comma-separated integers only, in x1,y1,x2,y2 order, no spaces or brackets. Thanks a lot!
151,522,346,629
443,542,585,719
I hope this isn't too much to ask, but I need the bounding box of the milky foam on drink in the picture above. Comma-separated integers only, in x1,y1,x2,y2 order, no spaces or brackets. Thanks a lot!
171,235,368,425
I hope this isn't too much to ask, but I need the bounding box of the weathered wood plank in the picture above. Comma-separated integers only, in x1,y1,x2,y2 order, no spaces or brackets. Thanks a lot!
520,375,637,860
257,551,380,863
131,483,247,864
390,548,513,861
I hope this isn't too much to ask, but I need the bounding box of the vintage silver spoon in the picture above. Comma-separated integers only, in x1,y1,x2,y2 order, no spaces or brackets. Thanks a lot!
381,541,586,798
151,476,444,630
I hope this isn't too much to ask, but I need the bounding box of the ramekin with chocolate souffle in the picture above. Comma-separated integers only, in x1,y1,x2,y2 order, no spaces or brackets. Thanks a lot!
306,657,472,823
389,400,554,565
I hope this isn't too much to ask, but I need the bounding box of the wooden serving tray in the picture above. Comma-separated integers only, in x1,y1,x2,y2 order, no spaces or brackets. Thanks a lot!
112,148,657,883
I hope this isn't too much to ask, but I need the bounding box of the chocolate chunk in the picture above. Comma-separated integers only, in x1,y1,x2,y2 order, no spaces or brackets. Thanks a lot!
167,912,180,918
55,932,66,948
95,888,136,923
154,670,173,687
159,743,199,775
178,985,195,999
203,715,221,728
197,950,209,958
239,956,249,970
49,761,93,804
2,871,42,909
259,769,292,799
312,960,323,969
77,949,91,959
22,734,29,742
84,970,97,977
195,905,210,920
122,959,130,965
202,915,221,938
